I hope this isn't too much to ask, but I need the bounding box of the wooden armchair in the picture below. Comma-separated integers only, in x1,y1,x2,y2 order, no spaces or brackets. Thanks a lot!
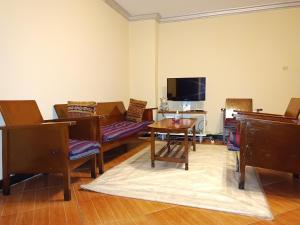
238,117,300,189
0,100,100,200
221,98,256,143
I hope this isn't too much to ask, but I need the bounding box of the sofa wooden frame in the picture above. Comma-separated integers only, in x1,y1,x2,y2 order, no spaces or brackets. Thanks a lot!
54,101,156,174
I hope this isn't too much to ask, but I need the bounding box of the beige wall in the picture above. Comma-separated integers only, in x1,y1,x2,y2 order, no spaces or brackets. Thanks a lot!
158,8,300,134
0,0,129,119
129,20,158,108
0,0,129,179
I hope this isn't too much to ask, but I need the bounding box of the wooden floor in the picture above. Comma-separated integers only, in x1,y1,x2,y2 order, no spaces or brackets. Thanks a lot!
1,142,300,225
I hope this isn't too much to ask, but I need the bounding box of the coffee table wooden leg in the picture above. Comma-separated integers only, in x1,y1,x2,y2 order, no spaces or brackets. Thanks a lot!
167,132,171,152
184,131,188,170
150,129,155,168
192,125,196,151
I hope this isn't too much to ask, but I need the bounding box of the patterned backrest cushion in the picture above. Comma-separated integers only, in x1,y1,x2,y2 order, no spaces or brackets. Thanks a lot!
126,98,147,122
67,101,96,118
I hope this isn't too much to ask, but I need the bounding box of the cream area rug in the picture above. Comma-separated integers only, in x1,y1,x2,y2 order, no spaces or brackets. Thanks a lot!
82,143,273,219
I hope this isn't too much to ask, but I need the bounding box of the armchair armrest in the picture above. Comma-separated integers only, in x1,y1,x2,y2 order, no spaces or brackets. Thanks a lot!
235,110,283,117
146,107,158,110
44,115,102,123
0,121,73,130
235,112,296,123
45,116,100,141
2,122,71,173
143,107,158,121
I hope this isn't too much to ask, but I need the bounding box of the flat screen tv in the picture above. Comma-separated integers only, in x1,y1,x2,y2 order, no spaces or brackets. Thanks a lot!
167,77,206,101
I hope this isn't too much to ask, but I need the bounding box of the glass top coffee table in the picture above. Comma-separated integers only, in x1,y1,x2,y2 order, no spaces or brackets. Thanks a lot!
148,118,197,170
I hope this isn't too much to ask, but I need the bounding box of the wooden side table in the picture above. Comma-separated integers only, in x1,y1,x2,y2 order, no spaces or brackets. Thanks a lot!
148,118,197,170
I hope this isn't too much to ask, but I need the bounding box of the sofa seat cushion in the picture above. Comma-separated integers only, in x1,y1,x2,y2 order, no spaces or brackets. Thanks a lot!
102,121,151,143
227,131,240,151
69,139,100,160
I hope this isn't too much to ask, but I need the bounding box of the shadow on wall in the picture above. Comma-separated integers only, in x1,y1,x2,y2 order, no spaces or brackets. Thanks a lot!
52,107,58,119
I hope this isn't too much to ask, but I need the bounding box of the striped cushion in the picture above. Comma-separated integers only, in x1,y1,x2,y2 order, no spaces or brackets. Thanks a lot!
227,131,240,151
126,98,147,122
67,101,96,118
69,139,100,160
102,121,151,143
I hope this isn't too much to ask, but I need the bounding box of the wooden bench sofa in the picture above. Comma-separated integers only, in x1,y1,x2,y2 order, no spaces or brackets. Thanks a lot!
54,101,156,173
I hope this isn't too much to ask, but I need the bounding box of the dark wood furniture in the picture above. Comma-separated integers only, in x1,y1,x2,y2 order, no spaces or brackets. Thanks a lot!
228,98,300,189
221,98,255,143
238,116,300,189
54,102,156,173
0,100,99,201
157,110,207,138
148,118,197,170
235,97,300,119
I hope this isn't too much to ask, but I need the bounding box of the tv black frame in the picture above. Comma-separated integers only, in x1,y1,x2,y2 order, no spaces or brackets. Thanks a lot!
167,77,206,101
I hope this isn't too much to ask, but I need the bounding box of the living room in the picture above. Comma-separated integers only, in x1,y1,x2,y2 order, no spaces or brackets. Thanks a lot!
0,0,300,224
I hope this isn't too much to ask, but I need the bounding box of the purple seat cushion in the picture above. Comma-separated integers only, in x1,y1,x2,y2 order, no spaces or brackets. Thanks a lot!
227,131,240,151
69,139,100,160
102,121,151,143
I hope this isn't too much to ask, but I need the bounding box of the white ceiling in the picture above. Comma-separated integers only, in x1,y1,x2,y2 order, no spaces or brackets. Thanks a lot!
106,0,300,22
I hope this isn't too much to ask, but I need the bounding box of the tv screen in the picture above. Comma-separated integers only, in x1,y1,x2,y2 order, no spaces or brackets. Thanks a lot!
167,77,206,101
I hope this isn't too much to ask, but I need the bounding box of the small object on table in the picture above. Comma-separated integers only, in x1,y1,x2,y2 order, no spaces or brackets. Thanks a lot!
172,110,180,123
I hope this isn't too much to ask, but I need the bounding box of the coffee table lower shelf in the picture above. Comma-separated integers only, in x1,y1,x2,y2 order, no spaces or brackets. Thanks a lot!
152,140,192,170
148,118,197,171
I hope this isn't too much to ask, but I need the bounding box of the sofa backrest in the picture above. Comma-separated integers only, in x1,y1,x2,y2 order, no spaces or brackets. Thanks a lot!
54,101,126,124
0,100,44,125
96,102,126,125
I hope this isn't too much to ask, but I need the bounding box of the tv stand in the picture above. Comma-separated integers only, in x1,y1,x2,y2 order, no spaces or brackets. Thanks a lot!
158,110,206,114
157,110,207,142
185,109,205,113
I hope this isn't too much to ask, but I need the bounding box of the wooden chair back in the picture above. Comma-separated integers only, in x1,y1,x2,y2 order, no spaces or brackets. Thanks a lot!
284,98,300,118
0,100,43,125
225,98,253,118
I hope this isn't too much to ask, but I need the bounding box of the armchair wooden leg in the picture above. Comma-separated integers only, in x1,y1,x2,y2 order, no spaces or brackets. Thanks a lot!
91,156,97,178
97,151,104,174
239,164,245,189
63,169,71,201
236,153,240,172
2,173,10,195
